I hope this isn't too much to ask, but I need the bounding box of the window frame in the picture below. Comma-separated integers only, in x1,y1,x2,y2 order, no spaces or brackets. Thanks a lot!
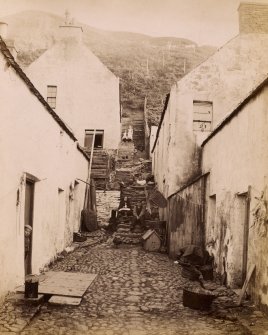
47,85,57,110
84,129,104,149
193,100,213,132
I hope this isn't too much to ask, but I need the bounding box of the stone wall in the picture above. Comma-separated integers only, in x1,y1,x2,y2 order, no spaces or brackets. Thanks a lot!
96,191,120,226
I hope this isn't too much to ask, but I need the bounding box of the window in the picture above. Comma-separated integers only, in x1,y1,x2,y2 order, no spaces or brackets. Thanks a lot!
193,101,213,132
84,130,104,149
47,86,57,109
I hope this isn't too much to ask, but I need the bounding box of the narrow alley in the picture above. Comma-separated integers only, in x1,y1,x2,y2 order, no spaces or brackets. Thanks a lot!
1,234,267,335
1,3,268,335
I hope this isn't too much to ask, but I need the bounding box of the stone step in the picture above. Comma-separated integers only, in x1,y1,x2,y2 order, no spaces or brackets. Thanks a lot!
116,232,143,239
117,224,131,229
120,238,142,245
117,228,130,233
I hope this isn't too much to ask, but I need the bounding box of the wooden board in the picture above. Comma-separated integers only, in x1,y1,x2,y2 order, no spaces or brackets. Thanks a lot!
149,190,168,208
238,264,256,306
17,271,97,297
49,296,82,306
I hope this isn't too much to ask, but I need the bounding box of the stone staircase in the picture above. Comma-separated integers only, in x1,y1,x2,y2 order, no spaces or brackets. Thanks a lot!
114,216,144,245
112,184,156,245
121,108,145,152
116,141,135,170
121,185,147,208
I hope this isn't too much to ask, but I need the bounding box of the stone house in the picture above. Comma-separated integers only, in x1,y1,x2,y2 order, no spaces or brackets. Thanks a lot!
25,17,121,151
0,31,90,300
151,2,268,310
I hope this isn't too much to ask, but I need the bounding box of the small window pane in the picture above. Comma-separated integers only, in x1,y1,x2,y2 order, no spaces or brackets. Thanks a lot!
47,97,56,109
47,86,57,109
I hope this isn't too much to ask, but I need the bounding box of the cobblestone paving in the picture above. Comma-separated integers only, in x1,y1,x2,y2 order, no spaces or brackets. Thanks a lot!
18,242,250,335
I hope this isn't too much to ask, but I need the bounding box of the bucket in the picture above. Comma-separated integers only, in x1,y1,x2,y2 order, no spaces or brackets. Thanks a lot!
183,288,216,310
25,275,39,299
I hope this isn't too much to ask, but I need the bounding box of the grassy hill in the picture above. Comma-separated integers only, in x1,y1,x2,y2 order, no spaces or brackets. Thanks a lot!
3,11,216,126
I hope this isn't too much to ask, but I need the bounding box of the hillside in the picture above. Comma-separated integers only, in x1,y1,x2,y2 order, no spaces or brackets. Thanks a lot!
2,11,216,126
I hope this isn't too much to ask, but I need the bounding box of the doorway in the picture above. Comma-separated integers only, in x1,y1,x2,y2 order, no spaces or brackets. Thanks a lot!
236,188,251,283
84,130,104,149
24,179,35,275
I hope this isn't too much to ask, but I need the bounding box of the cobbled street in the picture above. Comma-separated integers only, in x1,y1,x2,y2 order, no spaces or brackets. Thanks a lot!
19,240,250,335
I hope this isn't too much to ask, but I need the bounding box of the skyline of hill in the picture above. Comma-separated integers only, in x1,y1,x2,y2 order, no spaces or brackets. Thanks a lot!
2,10,217,125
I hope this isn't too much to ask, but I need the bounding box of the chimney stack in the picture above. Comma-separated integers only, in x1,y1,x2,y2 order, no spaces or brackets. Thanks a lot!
0,22,8,39
238,2,268,34
59,10,83,44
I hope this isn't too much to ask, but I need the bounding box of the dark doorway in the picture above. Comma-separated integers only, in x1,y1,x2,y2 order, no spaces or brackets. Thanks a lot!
24,179,35,275
84,130,104,149
236,188,251,284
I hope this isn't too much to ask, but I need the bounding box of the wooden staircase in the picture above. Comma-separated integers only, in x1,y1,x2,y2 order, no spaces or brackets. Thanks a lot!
85,149,110,190
121,109,145,152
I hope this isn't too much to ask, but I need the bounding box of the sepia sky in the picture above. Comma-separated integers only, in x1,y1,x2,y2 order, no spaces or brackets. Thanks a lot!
1,0,268,46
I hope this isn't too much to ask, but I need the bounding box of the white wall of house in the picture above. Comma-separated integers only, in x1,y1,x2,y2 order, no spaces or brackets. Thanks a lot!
202,85,268,308
153,32,268,200
0,51,88,300
25,25,121,150
152,85,202,202
152,2,268,311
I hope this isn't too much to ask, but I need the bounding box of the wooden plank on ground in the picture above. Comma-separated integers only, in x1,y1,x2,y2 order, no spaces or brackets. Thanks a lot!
16,272,97,297
49,296,82,306
238,264,256,306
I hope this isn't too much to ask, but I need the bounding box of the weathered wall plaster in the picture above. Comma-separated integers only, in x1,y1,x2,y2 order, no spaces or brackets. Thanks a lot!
0,51,88,299
203,85,268,307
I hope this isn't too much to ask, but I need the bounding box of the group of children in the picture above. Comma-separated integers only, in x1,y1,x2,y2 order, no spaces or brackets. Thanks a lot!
108,196,146,232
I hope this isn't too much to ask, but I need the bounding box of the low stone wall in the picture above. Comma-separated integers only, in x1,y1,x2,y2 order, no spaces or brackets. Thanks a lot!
96,190,120,226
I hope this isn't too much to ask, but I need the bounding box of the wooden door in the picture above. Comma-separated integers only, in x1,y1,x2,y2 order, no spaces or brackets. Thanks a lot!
237,188,251,284
24,179,35,275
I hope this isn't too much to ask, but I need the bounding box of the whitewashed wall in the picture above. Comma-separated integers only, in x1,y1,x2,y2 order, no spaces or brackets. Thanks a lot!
153,33,268,200
203,85,268,308
0,51,88,299
26,26,121,150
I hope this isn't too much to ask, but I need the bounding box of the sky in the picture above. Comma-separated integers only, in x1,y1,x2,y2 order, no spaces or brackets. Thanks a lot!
1,0,268,46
